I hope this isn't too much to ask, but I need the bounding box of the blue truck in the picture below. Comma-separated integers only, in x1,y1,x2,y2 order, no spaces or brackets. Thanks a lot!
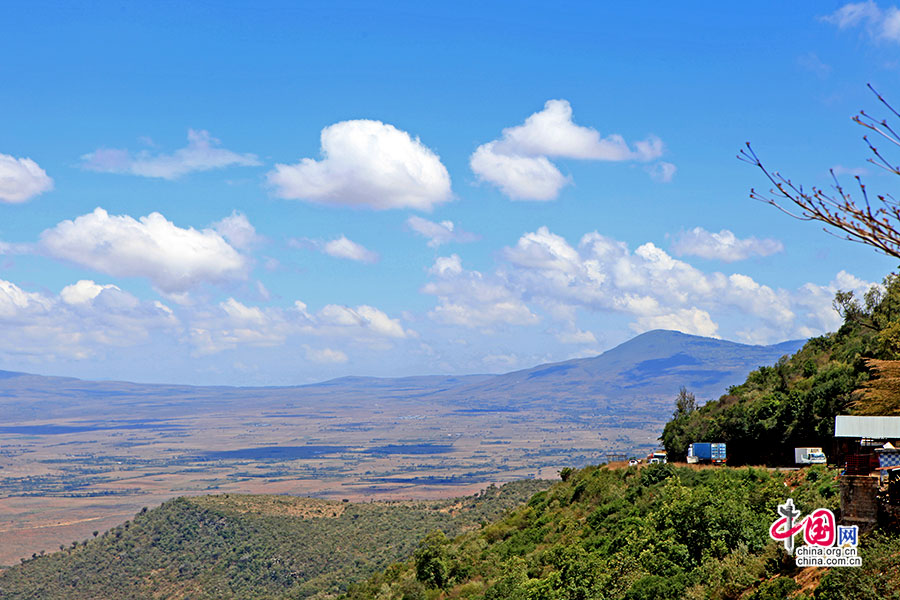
687,442,727,464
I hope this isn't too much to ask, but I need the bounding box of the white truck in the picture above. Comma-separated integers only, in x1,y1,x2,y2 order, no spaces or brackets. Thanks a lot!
794,447,827,465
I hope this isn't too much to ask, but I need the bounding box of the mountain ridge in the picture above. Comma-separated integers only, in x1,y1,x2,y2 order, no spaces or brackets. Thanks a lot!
0,329,804,392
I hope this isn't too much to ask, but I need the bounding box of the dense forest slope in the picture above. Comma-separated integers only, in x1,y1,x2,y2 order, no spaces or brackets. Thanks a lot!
0,481,549,599
341,463,891,600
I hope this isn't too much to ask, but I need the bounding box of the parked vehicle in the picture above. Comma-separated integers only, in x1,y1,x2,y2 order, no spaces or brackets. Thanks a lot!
794,447,827,465
687,442,726,464
651,451,667,464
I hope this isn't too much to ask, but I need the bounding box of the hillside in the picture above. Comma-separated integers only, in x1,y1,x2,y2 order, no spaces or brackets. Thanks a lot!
340,462,885,600
0,480,550,599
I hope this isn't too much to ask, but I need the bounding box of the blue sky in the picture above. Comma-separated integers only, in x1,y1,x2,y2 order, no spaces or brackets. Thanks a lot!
2,1,900,384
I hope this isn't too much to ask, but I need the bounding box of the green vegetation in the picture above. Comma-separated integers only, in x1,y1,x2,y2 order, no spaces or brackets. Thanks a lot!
342,463,841,600
661,273,900,465
0,480,550,599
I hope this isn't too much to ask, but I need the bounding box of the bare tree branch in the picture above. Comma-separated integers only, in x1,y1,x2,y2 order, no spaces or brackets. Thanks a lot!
739,87,900,260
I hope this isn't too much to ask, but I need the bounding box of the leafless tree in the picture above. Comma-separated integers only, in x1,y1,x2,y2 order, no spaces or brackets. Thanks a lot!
740,84,900,260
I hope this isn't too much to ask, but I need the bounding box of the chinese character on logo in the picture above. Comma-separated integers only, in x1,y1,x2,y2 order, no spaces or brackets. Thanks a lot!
769,498,803,554
837,525,859,547
804,508,835,547
769,499,837,554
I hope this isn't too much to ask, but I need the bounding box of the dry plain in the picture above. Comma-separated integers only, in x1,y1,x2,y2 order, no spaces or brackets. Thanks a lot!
0,394,660,565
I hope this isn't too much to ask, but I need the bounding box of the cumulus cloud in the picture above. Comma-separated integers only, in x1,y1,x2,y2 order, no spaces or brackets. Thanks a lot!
671,227,784,262
823,2,900,43
40,208,249,293
0,153,53,203
81,129,260,179
0,278,178,360
60,280,121,305
267,119,452,211
317,304,407,337
289,235,379,263
498,227,796,331
633,308,719,338
213,211,261,250
416,226,866,343
306,347,349,364
189,298,411,355
406,216,478,247
422,254,539,328
492,99,663,161
470,144,570,201
470,100,668,200
322,236,379,263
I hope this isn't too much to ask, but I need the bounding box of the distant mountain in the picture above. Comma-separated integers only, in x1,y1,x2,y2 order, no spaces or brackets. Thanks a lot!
0,330,804,423
424,330,805,416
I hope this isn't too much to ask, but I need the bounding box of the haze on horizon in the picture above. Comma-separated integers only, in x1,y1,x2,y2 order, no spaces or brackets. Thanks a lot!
1,1,898,386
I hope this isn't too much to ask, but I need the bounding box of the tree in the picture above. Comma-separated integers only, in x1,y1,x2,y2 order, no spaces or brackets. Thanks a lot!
673,386,696,418
661,388,699,461
740,84,900,259
414,530,449,589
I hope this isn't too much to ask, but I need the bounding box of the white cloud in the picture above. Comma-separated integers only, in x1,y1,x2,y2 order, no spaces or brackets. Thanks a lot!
289,235,380,263
0,153,53,203
671,227,784,262
823,2,900,43
318,304,407,338
831,165,869,177
81,129,259,179
323,236,379,263
555,328,597,344
406,216,478,247
429,254,464,277
633,308,719,338
422,254,539,328
213,211,261,250
791,270,876,336
0,278,178,360
492,99,663,161
470,142,570,201
433,226,859,343
267,119,452,211
499,227,794,327
306,347,349,364
188,297,411,356
60,280,121,305
40,208,249,293
645,161,677,183
470,100,667,200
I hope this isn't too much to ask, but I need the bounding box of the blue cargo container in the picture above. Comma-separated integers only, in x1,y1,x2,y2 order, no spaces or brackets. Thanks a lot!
687,442,726,464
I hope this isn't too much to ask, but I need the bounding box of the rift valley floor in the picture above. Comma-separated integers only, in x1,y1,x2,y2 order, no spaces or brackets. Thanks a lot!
0,329,803,565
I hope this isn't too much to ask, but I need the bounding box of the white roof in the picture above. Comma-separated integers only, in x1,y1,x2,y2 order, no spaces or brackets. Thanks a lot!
835,416,900,439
